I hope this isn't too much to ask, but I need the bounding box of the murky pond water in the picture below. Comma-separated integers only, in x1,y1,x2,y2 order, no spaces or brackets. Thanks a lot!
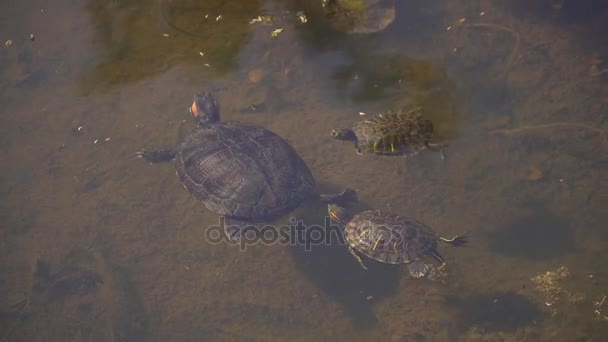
1,0,607,340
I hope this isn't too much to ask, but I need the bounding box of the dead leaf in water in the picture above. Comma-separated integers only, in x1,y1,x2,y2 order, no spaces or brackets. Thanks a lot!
525,166,543,181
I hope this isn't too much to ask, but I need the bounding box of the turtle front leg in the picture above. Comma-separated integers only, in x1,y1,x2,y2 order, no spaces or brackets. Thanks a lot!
137,148,176,163
354,139,363,155
349,246,368,270
429,250,447,270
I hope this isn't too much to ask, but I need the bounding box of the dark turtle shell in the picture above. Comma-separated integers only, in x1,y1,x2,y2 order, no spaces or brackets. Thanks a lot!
353,107,435,156
343,210,439,264
176,122,315,220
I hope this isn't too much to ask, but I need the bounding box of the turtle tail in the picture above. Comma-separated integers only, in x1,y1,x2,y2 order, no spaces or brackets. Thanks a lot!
439,235,467,247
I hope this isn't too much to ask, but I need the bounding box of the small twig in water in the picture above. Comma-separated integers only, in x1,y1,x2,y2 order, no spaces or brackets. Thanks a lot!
590,67,608,77
489,122,605,136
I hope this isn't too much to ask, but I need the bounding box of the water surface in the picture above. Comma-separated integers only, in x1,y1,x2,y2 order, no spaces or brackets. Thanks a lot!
1,0,607,340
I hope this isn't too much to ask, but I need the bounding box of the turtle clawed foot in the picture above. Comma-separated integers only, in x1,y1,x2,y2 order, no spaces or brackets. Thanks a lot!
136,149,155,163
224,225,244,243
354,142,363,155
427,142,447,160
137,149,176,163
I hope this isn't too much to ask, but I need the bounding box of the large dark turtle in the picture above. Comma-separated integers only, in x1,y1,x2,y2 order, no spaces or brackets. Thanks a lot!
139,91,355,240
323,0,396,34
328,204,466,278
331,106,446,157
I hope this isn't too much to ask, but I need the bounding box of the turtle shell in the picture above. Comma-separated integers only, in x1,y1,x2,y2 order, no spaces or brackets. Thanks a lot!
353,107,434,156
344,210,439,264
175,121,315,220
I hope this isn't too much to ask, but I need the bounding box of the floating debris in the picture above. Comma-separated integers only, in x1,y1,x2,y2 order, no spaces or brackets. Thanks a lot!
249,15,272,24
247,68,265,83
525,166,543,181
296,11,307,24
270,28,284,38
593,294,608,321
71,126,84,136
531,266,570,304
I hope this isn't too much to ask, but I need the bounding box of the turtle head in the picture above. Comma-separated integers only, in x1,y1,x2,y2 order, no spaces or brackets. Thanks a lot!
190,91,220,126
327,204,352,225
331,128,356,141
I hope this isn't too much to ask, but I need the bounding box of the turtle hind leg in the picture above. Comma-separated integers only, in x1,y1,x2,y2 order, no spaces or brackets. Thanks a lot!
349,246,368,270
137,148,176,163
429,250,448,269
426,141,447,160
439,235,467,246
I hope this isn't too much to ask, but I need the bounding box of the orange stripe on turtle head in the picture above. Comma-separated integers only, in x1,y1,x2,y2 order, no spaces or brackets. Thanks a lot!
329,210,341,222
190,101,199,117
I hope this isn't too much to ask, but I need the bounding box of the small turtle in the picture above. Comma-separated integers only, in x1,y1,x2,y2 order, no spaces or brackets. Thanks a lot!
139,91,355,241
328,204,466,278
331,106,446,157
323,0,396,34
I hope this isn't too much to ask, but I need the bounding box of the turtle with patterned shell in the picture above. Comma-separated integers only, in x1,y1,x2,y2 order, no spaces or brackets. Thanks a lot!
330,106,446,157
328,204,466,278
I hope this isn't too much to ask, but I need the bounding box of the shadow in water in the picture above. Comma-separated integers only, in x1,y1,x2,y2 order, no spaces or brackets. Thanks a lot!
3,247,148,341
503,0,608,50
446,292,543,333
82,0,261,91
488,203,575,259
289,197,401,328
505,0,608,23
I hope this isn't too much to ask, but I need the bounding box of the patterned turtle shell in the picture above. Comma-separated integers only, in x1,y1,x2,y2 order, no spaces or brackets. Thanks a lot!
332,106,444,156
343,209,440,264
354,107,434,155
